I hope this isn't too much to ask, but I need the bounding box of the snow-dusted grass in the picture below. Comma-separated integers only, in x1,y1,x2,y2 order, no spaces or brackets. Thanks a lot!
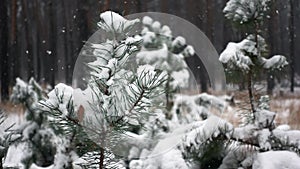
253,151,300,169
3,88,300,131
208,88,300,129
271,98,300,129
0,102,23,116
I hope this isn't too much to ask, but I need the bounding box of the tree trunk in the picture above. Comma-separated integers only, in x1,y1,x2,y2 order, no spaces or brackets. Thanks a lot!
247,72,256,115
206,0,214,41
99,131,106,169
267,0,278,95
165,74,173,112
289,0,295,92
10,0,19,84
0,0,9,101
22,0,34,79
0,156,3,169
62,1,71,84
49,1,57,88
99,147,105,169
200,65,208,92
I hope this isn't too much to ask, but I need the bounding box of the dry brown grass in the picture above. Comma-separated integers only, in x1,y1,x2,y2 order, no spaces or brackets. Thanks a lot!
1,88,300,129
211,90,300,129
0,102,24,115
271,98,300,129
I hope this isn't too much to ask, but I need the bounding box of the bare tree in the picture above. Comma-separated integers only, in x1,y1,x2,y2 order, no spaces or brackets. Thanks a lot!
49,1,57,88
0,0,9,101
267,0,278,94
289,0,295,92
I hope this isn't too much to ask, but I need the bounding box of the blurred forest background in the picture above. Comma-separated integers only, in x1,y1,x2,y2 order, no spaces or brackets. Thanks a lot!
0,0,300,101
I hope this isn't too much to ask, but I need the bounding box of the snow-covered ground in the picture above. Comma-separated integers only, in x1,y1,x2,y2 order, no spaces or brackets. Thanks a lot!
1,91,300,169
209,87,300,129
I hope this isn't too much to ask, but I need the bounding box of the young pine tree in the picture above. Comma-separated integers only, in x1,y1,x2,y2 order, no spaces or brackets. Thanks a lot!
220,0,288,117
136,16,195,110
9,78,56,168
41,11,167,169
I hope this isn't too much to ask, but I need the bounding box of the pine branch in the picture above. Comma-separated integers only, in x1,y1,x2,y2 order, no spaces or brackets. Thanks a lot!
113,88,145,125
128,89,145,113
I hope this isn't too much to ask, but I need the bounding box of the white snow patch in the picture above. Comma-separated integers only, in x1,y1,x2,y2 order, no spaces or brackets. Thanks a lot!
142,16,153,26
262,55,288,69
253,151,300,169
4,142,32,169
98,11,139,33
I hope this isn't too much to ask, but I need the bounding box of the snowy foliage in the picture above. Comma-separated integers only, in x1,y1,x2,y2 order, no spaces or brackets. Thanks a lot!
262,54,288,70
73,151,126,169
86,11,167,127
72,11,169,168
98,11,139,37
130,115,234,169
220,5,289,163
253,151,300,169
132,96,300,169
41,83,75,118
10,77,45,109
137,16,194,92
7,78,58,168
224,0,271,24
4,10,300,169
219,34,270,71
0,110,15,167
118,92,233,169
170,93,228,124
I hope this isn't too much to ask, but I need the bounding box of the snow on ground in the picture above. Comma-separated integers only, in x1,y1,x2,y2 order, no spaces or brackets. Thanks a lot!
210,88,300,129
4,142,31,169
1,88,300,168
1,113,24,168
1,112,23,131
253,151,300,169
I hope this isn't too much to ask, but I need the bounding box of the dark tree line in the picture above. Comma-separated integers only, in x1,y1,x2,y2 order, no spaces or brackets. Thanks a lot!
0,0,299,101
1,0,9,101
